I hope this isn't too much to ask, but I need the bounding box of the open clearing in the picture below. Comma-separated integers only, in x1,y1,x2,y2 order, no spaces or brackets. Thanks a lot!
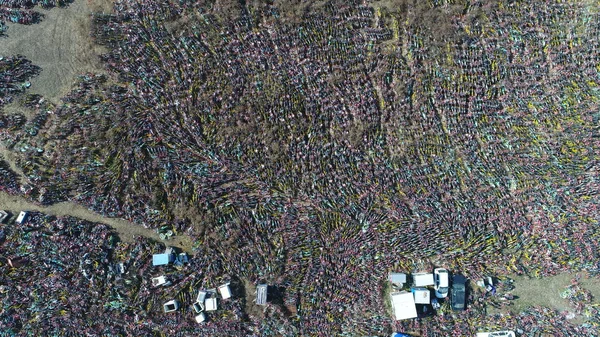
487,273,600,323
0,0,198,251
0,0,110,103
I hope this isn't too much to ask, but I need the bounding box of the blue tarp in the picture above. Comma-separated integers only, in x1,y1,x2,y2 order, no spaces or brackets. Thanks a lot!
153,253,174,266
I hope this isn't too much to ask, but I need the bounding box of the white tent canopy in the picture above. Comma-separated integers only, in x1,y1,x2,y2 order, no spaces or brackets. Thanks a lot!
390,292,417,320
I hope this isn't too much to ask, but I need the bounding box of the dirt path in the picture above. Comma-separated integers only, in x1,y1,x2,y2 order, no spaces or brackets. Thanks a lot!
0,191,194,252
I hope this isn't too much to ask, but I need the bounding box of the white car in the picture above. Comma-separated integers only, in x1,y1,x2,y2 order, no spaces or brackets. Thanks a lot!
476,331,515,337
434,268,449,298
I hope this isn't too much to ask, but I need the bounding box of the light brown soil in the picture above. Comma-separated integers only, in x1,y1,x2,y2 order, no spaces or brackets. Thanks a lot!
487,273,600,324
0,147,27,186
243,278,266,319
0,0,110,104
0,190,194,252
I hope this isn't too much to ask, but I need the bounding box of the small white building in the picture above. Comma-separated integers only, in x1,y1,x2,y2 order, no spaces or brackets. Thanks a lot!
193,302,204,313
205,297,218,311
218,283,232,300
152,253,175,266
412,287,431,304
163,300,179,313
16,211,28,224
390,292,418,320
389,273,407,286
0,210,8,224
412,273,434,287
195,313,206,323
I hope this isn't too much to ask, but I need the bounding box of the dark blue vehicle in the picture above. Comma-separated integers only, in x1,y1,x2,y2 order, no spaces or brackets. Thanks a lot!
451,274,467,311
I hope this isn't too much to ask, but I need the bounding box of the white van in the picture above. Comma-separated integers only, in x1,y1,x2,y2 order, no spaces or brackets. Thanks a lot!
412,273,434,287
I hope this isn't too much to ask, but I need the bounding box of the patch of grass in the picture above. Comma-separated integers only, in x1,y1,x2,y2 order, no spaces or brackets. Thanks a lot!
487,272,600,325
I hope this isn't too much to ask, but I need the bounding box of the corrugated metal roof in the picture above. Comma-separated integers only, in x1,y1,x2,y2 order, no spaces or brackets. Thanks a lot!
390,292,417,320
256,284,267,305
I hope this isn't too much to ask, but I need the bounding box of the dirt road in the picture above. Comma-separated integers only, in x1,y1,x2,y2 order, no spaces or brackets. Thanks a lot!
0,190,194,252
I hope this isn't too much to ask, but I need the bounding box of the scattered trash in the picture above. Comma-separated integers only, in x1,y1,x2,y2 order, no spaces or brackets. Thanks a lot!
151,275,171,287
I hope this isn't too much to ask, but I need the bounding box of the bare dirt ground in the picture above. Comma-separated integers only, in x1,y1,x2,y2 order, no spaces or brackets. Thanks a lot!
0,0,111,104
0,190,194,251
242,278,265,319
0,149,27,187
487,273,600,323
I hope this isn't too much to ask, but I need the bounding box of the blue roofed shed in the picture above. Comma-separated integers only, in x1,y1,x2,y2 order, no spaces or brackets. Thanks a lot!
153,253,175,266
